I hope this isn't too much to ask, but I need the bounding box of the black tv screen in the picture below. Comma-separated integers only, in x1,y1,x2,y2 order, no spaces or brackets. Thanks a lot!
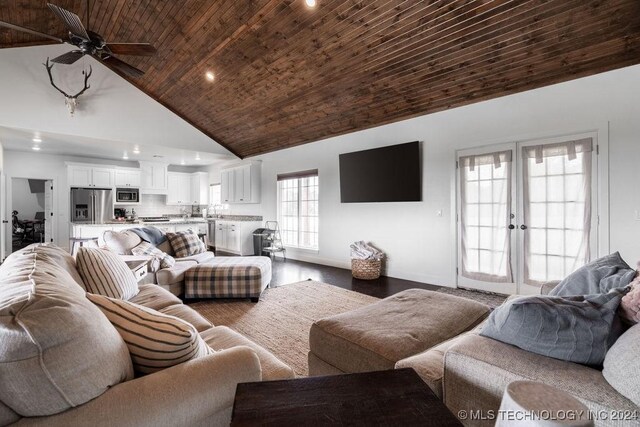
339,141,421,203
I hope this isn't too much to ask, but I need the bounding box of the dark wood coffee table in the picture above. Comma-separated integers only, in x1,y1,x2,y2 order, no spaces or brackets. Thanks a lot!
231,368,463,426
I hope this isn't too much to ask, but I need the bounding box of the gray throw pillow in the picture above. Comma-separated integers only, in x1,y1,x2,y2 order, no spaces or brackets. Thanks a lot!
603,323,640,406
480,289,628,367
549,252,636,297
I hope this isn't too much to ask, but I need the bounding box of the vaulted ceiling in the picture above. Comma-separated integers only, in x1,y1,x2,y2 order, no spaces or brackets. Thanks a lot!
2,0,640,158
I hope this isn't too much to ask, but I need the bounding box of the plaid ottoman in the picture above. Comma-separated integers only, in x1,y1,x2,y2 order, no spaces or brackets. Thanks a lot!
184,256,272,301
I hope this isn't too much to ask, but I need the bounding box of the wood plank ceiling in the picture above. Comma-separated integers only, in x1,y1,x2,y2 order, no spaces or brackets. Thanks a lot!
2,1,640,158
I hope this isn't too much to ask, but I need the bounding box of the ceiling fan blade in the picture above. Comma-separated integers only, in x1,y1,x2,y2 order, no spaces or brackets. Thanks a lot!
100,55,145,78
0,20,64,43
106,43,156,56
51,50,85,65
47,3,90,40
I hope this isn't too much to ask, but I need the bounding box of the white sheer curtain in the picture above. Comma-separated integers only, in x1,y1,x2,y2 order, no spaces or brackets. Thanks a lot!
459,150,513,283
522,138,593,286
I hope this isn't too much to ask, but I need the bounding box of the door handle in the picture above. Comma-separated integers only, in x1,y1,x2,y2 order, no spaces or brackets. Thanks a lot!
2,220,8,224
508,224,515,230
520,224,528,230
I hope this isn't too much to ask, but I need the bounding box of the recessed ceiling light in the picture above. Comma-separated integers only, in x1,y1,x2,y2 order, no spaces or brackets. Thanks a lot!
195,154,201,161
205,71,215,82
133,146,140,154
32,137,42,143
180,160,186,165
32,146,41,151
305,0,317,8
123,152,129,160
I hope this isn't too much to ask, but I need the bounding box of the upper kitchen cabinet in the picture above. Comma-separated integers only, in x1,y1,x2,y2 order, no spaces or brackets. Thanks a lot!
68,164,114,188
114,168,141,188
190,172,209,205
167,171,209,205
220,162,261,204
166,172,192,205
139,161,168,194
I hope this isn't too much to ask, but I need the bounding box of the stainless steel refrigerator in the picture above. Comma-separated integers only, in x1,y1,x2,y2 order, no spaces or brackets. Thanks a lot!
70,188,113,224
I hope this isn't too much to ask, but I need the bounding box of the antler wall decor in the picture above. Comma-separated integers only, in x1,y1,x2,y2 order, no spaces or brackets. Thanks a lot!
44,57,92,116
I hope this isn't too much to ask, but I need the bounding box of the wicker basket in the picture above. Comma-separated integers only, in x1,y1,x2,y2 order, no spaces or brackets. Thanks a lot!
351,259,382,280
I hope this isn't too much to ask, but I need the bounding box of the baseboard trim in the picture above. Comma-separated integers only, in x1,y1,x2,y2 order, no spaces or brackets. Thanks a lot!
282,251,454,288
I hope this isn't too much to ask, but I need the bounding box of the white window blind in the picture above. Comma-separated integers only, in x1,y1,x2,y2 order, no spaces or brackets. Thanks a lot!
277,170,319,250
459,150,513,283
522,138,593,285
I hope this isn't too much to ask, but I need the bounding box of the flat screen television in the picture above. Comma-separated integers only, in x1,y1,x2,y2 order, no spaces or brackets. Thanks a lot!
339,141,421,203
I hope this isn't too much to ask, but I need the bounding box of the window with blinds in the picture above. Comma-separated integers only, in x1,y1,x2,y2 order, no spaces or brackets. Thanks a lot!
277,170,319,250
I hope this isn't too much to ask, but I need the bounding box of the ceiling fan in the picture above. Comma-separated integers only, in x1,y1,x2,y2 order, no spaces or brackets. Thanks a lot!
0,2,156,78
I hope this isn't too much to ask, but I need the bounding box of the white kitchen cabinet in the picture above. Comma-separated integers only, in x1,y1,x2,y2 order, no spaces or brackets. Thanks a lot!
190,172,209,205
214,220,261,255
220,162,261,204
68,165,115,188
167,172,192,205
139,162,168,194
68,166,92,187
114,169,141,187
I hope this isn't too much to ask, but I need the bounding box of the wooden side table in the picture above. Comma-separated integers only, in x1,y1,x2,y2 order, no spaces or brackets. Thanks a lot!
231,368,462,426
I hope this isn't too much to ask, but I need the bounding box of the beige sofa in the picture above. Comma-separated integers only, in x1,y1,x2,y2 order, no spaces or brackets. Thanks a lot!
396,290,640,427
0,244,294,427
103,230,271,297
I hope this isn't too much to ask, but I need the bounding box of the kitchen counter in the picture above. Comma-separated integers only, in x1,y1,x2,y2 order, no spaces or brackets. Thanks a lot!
207,215,263,222
72,219,209,227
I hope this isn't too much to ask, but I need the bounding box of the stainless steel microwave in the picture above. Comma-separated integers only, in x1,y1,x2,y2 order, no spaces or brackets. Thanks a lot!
116,188,139,203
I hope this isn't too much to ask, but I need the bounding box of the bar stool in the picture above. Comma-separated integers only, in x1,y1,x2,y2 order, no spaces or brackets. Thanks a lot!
69,237,99,256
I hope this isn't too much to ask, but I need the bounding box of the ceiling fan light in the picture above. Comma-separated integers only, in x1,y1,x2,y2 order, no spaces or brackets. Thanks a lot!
305,0,317,8
205,71,215,82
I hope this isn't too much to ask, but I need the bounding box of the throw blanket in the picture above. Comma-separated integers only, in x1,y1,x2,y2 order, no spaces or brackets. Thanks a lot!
129,227,168,246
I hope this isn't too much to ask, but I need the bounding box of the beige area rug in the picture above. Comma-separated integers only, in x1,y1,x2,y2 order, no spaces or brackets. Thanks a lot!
188,280,379,376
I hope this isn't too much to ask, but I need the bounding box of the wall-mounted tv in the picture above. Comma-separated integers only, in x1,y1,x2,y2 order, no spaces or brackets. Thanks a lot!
339,141,421,203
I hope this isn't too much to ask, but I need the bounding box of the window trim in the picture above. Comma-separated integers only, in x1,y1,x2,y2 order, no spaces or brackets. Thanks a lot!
277,172,319,251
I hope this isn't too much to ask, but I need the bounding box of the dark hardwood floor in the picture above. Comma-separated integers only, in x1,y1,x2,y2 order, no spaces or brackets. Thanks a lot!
268,257,439,299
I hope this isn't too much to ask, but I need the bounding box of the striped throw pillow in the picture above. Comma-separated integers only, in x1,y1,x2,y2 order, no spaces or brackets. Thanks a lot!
76,247,139,300
131,241,176,270
86,293,214,374
167,230,206,258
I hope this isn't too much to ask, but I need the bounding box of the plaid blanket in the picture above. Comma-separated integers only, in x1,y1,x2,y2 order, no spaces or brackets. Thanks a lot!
184,256,272,299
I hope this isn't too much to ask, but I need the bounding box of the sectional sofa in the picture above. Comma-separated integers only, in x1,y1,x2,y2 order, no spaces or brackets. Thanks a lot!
0,244,294,427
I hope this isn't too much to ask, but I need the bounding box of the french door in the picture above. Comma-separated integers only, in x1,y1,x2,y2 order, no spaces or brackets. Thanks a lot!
457,135,596,294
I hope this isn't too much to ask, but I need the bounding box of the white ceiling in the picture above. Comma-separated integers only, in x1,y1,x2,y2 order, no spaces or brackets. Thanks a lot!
0,44,236,166
0,125,228,166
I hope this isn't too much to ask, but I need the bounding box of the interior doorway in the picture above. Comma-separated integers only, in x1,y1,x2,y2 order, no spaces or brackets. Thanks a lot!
9,177,55,255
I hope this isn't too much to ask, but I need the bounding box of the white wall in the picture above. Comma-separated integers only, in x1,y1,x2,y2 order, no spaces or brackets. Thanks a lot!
11,178,45,221
207,64,640,287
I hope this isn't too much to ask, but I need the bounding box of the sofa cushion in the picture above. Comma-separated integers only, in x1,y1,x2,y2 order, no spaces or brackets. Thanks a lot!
159,304,213,332
131,241,176,270
603,323,640,406
156,260,198,286
103,230,142,255
201,326,295,380
167,230,207,258
395,323,484,399
0,245,133,417
549,252,636,296
87,293,213,375
179,251,215,264
310,289,490,373
76,247,139,299
480,290,627,367
443,334,639,422
128,284,182,311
